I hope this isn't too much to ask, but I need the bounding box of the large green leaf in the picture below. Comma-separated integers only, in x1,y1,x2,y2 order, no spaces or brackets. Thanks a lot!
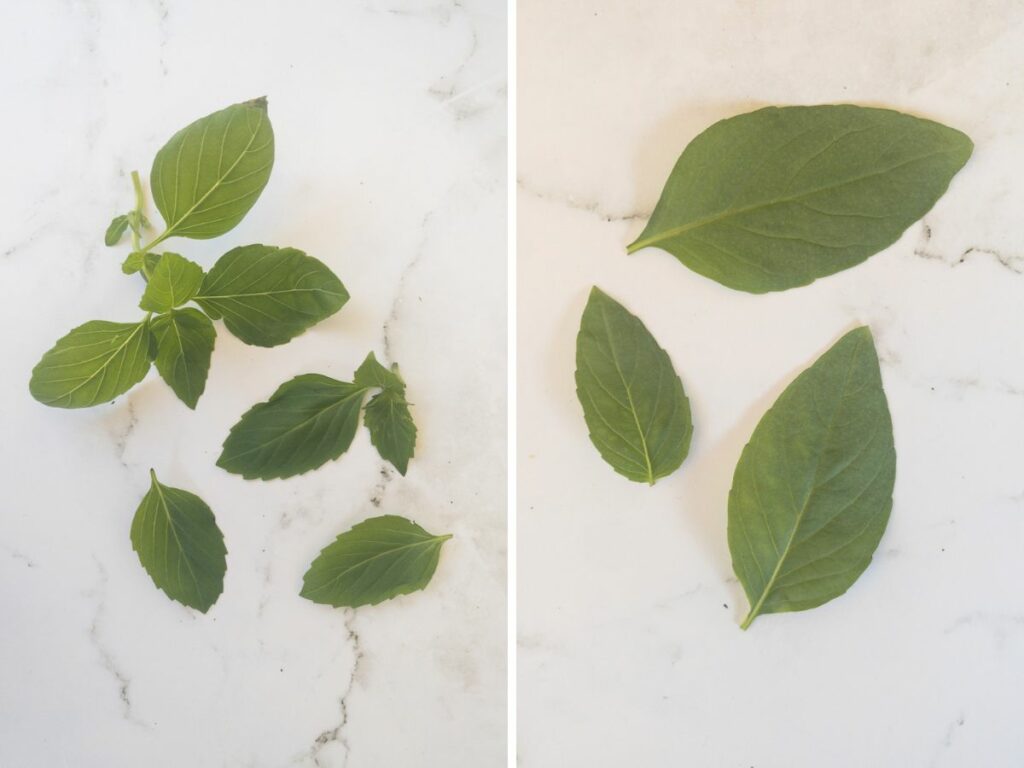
29,320,152,408
728,327,896,629
363,389,417,475
301,515,451,608
217,374,368,480
130,469,227,613
139,252,204,312
150,309,216,409
628,105,973,293
574,287,692,484
195,244,349,347
150,98,274,240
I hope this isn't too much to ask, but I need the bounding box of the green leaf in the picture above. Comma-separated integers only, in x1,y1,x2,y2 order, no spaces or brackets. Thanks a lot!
217,374,368,480
301,515,451,608
195,244,349,347
30,320,152,408
122,251,163,276
728,327,896,629
574,287,692,484
353,351,405,392
130,469,226,613
363,389,417,475
150,309,216,409
139,252,204,312
628,105,973,293
105,214,130,246
150,97,274,240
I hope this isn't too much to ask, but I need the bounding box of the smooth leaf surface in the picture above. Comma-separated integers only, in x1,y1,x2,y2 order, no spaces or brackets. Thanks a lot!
150,98,274,240
629,105,973,293
363,389,417,475
122,251,163,276
195,244,349,347
139,252,204,312
353,351,405,392
150,309,216,409
105,214,130,246
30,320,152,408
301,515,451,608
130,469,226,612
218,374,367,480
728,327,896,629
575,287,692,484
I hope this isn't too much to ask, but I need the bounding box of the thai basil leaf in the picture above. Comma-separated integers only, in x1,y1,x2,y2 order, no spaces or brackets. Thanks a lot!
353,351,405,392
301,515,451,608
130,469,226,612
105,214,130,246
574,287,692,484
150,308,216,409
629,105,973,293
194,244,349,347
150,98,274,240
363,388,416,475
729,326,896,629
122,251,163,276
139,252,204,312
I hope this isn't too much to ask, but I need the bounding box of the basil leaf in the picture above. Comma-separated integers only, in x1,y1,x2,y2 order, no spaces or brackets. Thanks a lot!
30,320,152,408
150,309,216,409
195,244,349,347
574,287,692,484
629,105,973,293
301,515,451,608
105,214,130,246
363,389,417,475
150,98,273,240
729,327,896,629
353,351,405,392
122,251,163,276
139,252,204,312
130,469,226,613
217,374,367,480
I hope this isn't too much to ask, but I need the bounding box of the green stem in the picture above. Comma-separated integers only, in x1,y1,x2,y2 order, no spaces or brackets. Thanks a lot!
129,170,144,253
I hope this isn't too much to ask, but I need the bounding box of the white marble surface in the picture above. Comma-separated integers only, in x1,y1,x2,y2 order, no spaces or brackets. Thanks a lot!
0,2,505,766
518,1,1024,766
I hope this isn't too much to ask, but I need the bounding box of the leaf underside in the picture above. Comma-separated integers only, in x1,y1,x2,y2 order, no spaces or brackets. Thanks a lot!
363,389,417,475
150,308,216,409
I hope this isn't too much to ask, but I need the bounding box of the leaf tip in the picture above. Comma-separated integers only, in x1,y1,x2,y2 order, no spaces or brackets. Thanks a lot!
244,96,269,112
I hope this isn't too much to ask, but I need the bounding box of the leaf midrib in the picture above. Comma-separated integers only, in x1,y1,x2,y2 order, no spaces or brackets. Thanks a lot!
304,535,452,597
42,322,147,404
150,478,207,607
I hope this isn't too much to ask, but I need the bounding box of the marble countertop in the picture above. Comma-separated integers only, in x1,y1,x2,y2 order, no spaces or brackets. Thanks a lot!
0,2,506,767
518,1,1024,766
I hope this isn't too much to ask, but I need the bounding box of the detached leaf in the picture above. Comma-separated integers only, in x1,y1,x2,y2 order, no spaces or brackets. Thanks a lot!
139,252,204,312
354,351,405,392
150,309,216,408
30,320,152,408
150,98,274,239
195,244,349,347
363,388,416,475
301,515,451,608
105,214,130,246
130,469,226,612
217,375,367,480
122,251,163,276
729,327,896,629
575,287,692,484
629,105,973,293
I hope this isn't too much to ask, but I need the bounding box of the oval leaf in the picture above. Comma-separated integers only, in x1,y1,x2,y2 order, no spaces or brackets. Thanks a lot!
150,308,216,409
363,389,417,475
218,374,367,480
195,244,349,347
628,105,973,293
30,320,152,408
105,214,130,246
574,287,692,484
139,252,204,312
301,515,451,608
728,327,896,629
150,98,274,240
130,470,227,613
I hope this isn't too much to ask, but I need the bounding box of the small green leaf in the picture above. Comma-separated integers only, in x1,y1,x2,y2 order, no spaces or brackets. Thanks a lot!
363,388,417,475
122,251,163,276
150,309,216,409
139,252,204,312
195,244,349,347
301,515,451,608
574,287,692,484
105,214,130,246
30,320,152,408
150,98,274,240
729,327,896,629
628,105,973,293
353,351,405,392
217,375,368,480
130,469,226,613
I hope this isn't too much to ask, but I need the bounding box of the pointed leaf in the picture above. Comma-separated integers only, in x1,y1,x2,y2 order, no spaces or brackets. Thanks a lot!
130,469,226,612
195,244,349,347
30,320,152,408
363,389,417,475
301,515,451,608
122,251,163,276
218,374,367,480
139,252,204,312
150,308,216,409
628,105,973,293
729,327,896,629
574,287,692,484
354,351,405,392
105,214,130,246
